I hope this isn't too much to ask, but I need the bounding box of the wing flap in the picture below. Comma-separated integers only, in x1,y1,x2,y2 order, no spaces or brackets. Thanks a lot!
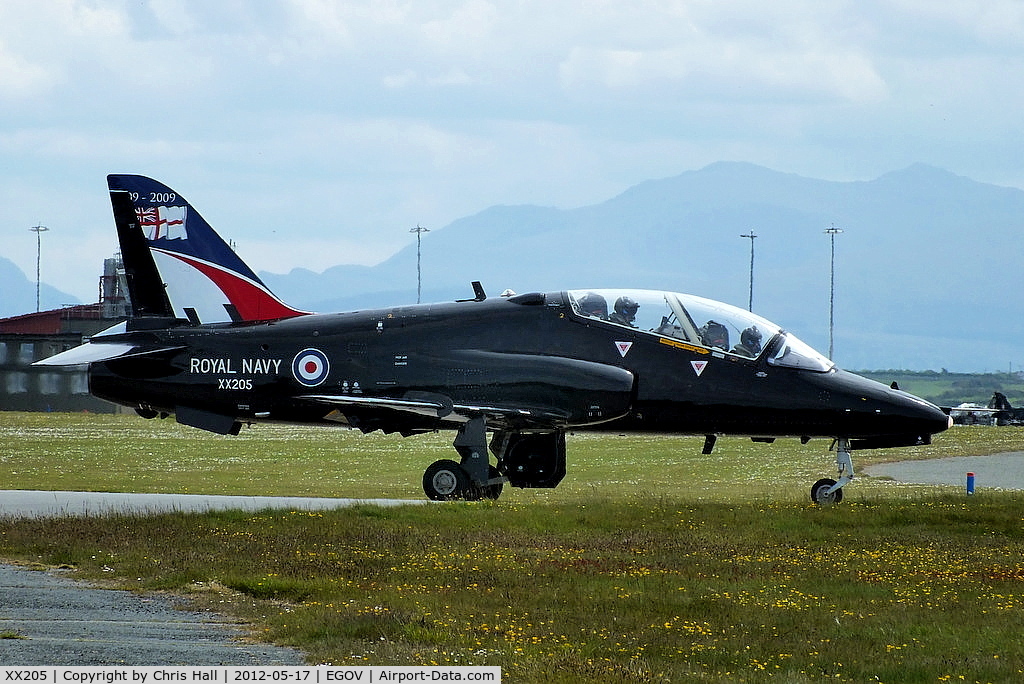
298,393,568,426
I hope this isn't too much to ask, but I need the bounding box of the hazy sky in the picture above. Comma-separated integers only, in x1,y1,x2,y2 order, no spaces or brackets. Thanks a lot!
3,0,1024,303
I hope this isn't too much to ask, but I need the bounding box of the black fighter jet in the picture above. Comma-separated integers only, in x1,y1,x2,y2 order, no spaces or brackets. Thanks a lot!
38,175,952,504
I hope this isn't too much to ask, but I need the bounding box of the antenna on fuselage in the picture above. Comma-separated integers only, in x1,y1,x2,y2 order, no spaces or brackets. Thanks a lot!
457,281,487,302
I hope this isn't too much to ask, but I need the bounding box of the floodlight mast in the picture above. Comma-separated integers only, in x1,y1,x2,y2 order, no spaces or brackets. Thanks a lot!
740,231,757,311
824,224,843,361
29,224,49,312
410,224,429,304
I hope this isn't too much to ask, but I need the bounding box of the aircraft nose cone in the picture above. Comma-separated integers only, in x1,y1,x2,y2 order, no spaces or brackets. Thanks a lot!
904,394,953,434
825,370,952,439
879,383,950,432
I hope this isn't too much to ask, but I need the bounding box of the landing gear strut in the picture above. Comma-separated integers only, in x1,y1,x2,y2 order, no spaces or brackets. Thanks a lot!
421,416,505,501
811,437,854,505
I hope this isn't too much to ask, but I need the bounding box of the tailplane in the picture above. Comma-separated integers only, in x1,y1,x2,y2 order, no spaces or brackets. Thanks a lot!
107,175,307,324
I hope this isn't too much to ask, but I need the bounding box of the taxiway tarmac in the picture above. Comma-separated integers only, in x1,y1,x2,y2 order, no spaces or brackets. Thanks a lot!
0,491,425,665
0,489,425,518
863,451,1024,490
0,564,304,665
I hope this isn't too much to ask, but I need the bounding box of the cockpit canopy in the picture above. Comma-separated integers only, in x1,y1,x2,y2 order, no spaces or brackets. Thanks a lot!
568,289,834,372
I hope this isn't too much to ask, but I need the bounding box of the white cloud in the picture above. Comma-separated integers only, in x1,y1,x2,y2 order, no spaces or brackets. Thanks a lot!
148,0,200,35
57,0,130,38
383,69,417,89
560,41,888,104
2,0,1024,306
553,1,889,104
421,0,498,52
886,0,1024,45
0,40,53,99
282,0,357,51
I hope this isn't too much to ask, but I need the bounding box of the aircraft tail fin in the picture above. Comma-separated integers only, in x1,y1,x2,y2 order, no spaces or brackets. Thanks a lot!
107,175,308,324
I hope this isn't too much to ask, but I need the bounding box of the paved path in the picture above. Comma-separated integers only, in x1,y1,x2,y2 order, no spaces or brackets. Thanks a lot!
0,490,425,519
864,452,1024,490
0,491,425,665
0,564,303,665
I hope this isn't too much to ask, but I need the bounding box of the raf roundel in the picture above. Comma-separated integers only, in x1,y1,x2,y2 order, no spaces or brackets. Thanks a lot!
292,348,330,387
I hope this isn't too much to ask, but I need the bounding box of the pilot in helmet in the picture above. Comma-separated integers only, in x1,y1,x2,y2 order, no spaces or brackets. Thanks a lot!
609,296,639,327
732,325,763,357
578,292,608,319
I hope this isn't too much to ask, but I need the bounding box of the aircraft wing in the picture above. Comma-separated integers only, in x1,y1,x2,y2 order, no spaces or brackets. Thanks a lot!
298,351,633,431
298,393,570,428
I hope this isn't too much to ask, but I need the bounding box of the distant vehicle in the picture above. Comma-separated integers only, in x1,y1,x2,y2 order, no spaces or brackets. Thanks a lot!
38,176,952,504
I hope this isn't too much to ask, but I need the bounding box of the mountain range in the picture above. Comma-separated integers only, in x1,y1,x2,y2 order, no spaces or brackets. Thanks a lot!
2,162,1019,372
0,255,80,318
261,162,1022,373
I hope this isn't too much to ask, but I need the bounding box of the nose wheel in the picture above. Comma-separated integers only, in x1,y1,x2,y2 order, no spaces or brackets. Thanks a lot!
811,438,854,505
811,477,843,504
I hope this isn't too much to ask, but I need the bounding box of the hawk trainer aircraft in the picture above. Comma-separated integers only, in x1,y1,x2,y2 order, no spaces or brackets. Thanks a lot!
38,175,952,504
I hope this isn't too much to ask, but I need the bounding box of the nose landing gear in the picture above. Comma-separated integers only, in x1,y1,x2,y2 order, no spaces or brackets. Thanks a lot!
811,437,853,505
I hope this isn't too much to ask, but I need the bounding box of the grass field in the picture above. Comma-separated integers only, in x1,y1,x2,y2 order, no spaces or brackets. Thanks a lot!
2,412,1024,681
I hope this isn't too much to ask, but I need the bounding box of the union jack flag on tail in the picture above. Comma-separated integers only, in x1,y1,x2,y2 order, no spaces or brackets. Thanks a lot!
135,205,187,240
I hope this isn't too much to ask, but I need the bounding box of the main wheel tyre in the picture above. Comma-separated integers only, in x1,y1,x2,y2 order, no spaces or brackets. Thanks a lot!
811,478,843,505
423,459,472,501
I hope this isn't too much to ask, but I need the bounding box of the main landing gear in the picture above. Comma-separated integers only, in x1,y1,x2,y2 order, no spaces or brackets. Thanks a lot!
422,416,504,501
420,416,568,501
811,437,854,505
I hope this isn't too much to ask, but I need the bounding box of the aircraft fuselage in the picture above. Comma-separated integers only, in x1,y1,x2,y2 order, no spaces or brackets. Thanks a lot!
89,290,948,448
